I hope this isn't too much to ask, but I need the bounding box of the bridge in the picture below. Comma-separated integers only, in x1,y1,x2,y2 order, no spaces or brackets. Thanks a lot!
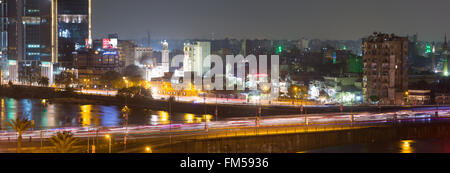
2,108,450,153
124,118,450,153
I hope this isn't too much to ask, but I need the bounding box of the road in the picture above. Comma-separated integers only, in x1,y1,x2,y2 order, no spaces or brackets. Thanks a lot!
1,106,449,146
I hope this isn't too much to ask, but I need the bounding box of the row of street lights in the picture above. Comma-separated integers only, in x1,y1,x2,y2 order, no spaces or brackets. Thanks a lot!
104,134,151,153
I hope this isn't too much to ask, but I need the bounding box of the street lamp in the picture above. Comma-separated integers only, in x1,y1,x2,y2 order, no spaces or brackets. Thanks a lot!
123,77,129,88
105,134,112,153
405,91,409,105
293,87,298,105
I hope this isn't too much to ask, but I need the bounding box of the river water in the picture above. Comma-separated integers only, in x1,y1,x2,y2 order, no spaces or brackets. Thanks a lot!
3,97,450,153
305,139,450,153
0,97,213,130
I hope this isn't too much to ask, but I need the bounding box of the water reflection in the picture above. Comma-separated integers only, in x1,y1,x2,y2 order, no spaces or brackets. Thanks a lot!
159,111,169,124
305,139,446,153
6,98,17,122
80,105,92,127
1,99,5,128
204,114,213,122
185,113,195,123
0,97,215,130
47,104,56,127
183,113,213,124
100,106,120,127
400,140,414,153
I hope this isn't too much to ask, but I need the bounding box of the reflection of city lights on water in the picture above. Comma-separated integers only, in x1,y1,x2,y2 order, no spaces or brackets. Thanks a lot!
149,111,170,125
151,115,159,122
80,105,92,127
0,99,4,128
400,140,414,153
185,114,195,123
159,111,169,122
150,115,159,125
204,114,212,122
184,114,213,123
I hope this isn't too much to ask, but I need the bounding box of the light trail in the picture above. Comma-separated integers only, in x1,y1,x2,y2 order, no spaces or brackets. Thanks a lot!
1,108,449,141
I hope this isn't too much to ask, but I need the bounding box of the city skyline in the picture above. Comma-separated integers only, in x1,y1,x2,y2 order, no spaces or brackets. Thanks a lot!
3,0,450,157
94,0,450,41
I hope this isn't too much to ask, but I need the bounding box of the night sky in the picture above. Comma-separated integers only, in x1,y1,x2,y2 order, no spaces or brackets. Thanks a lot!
93,0,450,41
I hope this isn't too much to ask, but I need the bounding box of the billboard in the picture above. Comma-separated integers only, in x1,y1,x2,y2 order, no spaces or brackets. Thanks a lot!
102,38,118,49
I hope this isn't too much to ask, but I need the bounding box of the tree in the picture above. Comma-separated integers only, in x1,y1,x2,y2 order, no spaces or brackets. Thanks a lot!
123,65,144,84
55,71,76,87
319,90,329,101
49,132,80,153
288,85,307,99
117,86,152,99
38,77,49,87
59,86,77,97
370,95,380,103
124,65,143,78
8,117,35,153
100,71,122,89
19,65,40,86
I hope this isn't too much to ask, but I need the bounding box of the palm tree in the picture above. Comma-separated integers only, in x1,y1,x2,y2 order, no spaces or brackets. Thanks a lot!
38,77,49,87
8,117,35,153
49,132,80,153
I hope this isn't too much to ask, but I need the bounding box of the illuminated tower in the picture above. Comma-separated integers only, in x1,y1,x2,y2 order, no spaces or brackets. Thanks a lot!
0,1,8,83
443,34,448,76
162,40,169,73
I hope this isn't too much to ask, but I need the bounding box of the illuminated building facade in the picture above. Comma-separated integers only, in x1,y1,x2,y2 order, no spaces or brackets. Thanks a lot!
362,32,408,105
183,41,211,75
442,34,448,76
58,0,91,68
0,1,7,83
135,47,153,66
73,49,121,87
162,40,169,72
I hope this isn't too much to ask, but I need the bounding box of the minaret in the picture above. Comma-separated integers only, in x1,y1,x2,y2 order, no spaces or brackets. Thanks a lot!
443,33,448,76
162,40,169,73
432,42,436,72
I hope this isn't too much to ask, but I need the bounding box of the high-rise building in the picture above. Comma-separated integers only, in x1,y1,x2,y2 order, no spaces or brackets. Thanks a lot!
442,34,448,76
1,0,91,84
58,0,92,68
0,1,7,57
162,40,169,72
74,49,121,87
183,41,211,75
0,1,8,83
362,32,408,105
135,47,153,66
